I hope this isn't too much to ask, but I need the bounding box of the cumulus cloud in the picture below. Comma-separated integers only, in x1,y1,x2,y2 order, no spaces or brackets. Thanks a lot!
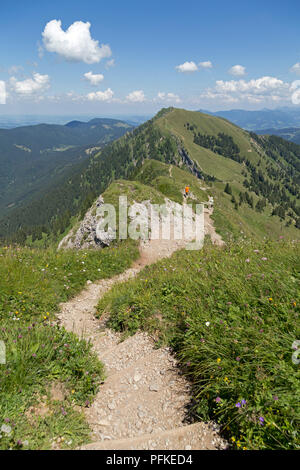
176,61,198,73
83,71,104,86
42,20,112,64
87,88,114,101
126,90,146,102
229,65,246,76
215,76,286,93
290,63,300,75
10,72,50,95
199,76,292,106
0,81,6,104
156,92,181,103
199,61,213,69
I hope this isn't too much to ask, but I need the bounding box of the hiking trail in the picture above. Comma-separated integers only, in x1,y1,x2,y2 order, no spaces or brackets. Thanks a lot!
57,202,226,450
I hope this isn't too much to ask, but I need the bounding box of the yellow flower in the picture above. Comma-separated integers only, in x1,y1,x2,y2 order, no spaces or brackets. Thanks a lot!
46,312,50,316
243,447,247,450
268,297,273,301
15,311,19,315
217,358,221,363
237,441,241,447
71,390,75,394
293,301,296,307
43,316,47,320
224,376,229,383
231,437,236,442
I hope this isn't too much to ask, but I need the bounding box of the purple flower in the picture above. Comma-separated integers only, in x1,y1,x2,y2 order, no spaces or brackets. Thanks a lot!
245,258,250,263
236,356,241,361
241,399,247,405
32,353,37,357
235,402,241,408
273,395,278,401
215,397,221,403
261,257,268,261
61,407,67,416
259,416,265,425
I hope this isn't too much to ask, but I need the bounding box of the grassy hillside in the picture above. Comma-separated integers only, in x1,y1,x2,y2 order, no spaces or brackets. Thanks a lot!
0,240,139,449
97,240,300,450
156,109,300,241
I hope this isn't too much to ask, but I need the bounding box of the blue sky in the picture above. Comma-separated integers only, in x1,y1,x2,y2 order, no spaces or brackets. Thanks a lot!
1,0,300,115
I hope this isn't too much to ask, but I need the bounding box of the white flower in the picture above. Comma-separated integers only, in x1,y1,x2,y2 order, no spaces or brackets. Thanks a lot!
1,424,12,434
205,321,210,327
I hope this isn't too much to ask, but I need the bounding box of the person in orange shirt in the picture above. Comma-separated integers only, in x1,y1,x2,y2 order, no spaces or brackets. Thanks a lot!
185,185,190,198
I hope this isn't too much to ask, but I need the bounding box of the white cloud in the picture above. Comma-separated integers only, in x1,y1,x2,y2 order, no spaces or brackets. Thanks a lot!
10,73,50,95
156,92,181,103
199,61,213,69
176,61,198,73
42,19,112,64
105,59,115,69
83,71,104,86
87,88,114,101
290,63,300,75
229,65,246,76
126,90,146,102
215,76,286,94
199,76,292,106
0,81,6,104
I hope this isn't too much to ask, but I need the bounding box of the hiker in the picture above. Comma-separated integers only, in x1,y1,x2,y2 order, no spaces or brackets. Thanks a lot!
184,185,190,198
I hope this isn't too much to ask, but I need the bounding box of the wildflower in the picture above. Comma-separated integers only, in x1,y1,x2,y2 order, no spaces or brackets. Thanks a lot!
259,416,265,425
215,397,221,403
32,353,37,358
237,441,241,448
236,356,241,361
245,258,250,263
71,390,75,394
273,395,278,401
205,321,210,327
1,424,12,435
235,402,241,408
241,399,247,405
231,437,236,443
261,257,268,261
61,407,67,416
217,358,221,363
224,377,229,383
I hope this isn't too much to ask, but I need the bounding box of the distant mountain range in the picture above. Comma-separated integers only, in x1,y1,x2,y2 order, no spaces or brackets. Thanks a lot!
254,126,300,144
199,107,300,131
0,114,150,129
0,118,134,219
1,107,299,244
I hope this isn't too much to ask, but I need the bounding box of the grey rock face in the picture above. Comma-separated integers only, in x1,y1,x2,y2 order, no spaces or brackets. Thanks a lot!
58,195,112,250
